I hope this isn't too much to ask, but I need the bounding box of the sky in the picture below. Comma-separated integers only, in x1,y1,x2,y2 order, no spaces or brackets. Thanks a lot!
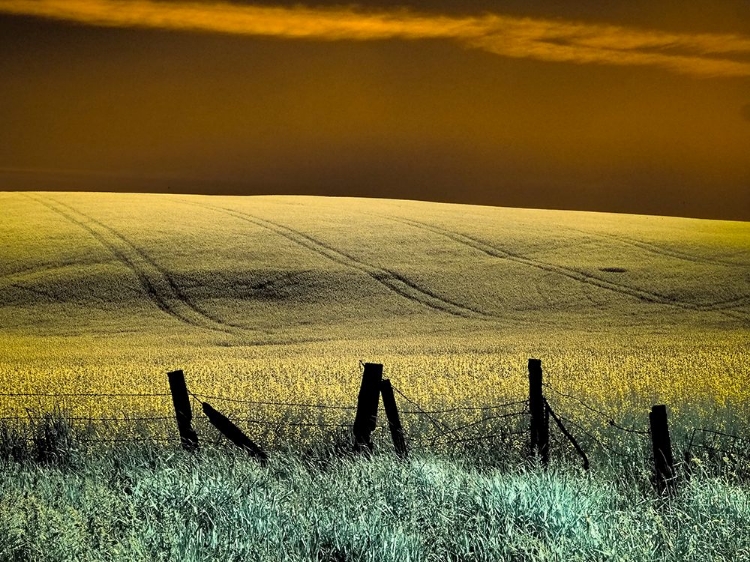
1,0,749,220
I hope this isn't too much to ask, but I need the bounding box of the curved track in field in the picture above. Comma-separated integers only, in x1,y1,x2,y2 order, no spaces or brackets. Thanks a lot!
260,197,750,315
25,194,244,334
197,203,492,320
568,228,750,311
567,227,749,269
384,215,750,323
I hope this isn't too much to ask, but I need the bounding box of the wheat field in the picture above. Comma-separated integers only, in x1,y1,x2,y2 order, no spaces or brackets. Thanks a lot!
1,191,749,449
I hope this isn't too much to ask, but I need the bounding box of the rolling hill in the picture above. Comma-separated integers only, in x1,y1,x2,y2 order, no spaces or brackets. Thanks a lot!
1,191,748,426
2,192,748,340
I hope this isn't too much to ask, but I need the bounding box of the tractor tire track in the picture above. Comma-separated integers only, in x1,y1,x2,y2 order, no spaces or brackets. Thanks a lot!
220,195,749,273
562,225,748,268
598,238,750,312
26,194,241,334
546,224,750,313
197,197,750,321
196,203,490,320
384,215,750,323
696,294,750,311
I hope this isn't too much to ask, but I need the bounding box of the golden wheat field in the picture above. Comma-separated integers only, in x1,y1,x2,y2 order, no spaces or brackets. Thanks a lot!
1,191,749,448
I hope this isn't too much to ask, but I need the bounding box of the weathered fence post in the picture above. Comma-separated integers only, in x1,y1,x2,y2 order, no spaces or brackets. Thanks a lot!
353,363,383,453
380,379,407,459
528,359,549,466
650,404,675,493
168,369,199,451
202,402,267,465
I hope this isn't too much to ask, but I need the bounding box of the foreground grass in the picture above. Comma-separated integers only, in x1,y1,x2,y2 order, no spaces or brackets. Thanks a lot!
1,444,749,562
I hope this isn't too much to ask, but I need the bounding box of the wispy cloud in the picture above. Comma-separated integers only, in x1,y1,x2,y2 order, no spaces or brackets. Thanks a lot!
2,0,750,77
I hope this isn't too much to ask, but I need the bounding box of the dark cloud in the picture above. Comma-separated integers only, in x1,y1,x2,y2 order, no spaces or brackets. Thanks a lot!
742,103,750,122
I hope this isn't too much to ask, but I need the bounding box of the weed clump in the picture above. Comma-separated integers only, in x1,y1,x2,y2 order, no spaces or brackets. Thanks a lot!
0,410,77,467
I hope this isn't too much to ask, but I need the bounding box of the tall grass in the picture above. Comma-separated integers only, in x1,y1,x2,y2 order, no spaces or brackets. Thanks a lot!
0,427,748,561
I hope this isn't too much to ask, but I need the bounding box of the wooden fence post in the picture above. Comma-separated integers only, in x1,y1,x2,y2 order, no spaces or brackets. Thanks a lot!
528,359,549,466
168,369,199,451
380,379,407,459
649,404,675,493
353,363,383,453
202,402,267,465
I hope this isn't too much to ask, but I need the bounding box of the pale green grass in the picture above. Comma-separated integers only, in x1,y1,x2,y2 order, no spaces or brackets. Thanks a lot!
1,446,749,562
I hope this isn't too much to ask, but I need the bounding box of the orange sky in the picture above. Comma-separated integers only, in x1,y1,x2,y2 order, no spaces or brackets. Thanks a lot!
1,0,749,220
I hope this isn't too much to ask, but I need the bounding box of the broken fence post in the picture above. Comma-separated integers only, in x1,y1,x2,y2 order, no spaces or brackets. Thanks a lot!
202,402,268,465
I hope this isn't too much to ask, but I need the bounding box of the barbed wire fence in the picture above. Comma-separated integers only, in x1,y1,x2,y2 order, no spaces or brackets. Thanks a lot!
540,380,652,460
177,388,529,456
0,391,174,443
539,365,750,488
0,360,747,489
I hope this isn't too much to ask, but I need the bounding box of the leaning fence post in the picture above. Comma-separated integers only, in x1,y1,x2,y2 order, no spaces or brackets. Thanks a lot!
380,379,407,459
650,404,675,493
168,369,199,451
353,363,383,453
202,402,267,465
528,359,549,466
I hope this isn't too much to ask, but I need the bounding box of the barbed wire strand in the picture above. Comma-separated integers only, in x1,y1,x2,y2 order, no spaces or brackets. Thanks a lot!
402,399,528,415
429,410,527,444
190,392,356,411
183,389,352,430
3,435,174,443
541,383,614,422
608,420,650,436
0,416,172,422
243,418,351,428
392,386,451,433
542,382,650,437
443,430,527,446
554,412,633,459
80,437,173,443
694,428,748,443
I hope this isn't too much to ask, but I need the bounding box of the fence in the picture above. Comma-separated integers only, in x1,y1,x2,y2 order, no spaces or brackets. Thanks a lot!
0,391,174,444
1,359,747,493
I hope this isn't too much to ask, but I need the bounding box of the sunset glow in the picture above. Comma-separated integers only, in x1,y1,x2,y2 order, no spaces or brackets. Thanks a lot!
1,0,748,220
